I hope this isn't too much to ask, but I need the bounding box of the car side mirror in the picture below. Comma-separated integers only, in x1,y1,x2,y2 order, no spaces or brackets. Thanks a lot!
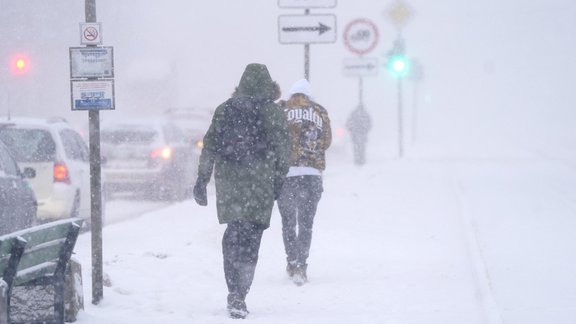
22,167,36,179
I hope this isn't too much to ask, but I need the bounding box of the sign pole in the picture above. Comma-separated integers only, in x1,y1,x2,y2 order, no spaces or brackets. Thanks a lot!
384,0,414,158
397,77,403,158
85,0,104,305
358,76,363,105
304,44,310,80
278,1,337,81
342,18,379,108
304,8,310,80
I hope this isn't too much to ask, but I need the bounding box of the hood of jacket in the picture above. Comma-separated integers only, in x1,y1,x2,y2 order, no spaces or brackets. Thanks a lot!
233,63,280,101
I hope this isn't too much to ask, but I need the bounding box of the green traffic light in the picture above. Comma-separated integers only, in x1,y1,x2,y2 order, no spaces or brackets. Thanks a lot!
387,55,410,78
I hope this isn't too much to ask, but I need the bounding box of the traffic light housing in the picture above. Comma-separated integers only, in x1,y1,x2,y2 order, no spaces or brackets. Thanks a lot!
386,38,410,78
387,54,410,78
10,53,31,76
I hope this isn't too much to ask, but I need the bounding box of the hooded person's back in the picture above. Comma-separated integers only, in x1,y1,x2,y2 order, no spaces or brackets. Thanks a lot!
196,63,290,227
192,64,291,318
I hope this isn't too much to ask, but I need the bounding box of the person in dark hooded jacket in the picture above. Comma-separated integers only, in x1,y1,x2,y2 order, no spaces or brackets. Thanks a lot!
193,63,290,319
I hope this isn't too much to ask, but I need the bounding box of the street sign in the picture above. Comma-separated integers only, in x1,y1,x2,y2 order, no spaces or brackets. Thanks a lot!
343,18,379,56
343,57,379,77
71,79,115,110
278,0,337,8
70,47,114,79
279,15,337,44
80,22,102,45
384,0,414,30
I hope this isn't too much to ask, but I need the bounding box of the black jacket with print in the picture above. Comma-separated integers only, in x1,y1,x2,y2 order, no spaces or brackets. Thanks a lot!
280,94,332,171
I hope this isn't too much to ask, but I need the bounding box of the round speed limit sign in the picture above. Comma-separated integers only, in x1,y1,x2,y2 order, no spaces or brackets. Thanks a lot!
343,19,379,56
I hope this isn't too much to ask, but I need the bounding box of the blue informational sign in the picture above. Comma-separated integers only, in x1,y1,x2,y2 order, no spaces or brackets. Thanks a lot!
74,99,113,109
71,79,115,110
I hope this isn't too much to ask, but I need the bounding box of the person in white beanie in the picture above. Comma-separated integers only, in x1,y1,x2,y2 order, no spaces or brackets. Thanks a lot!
277,78,332,285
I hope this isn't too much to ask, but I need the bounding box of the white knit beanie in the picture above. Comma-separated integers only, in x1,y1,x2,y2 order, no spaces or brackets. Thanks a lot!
288,79,313,98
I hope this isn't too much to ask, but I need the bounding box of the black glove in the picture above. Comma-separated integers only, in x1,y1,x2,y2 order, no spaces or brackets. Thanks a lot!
193,181,208,206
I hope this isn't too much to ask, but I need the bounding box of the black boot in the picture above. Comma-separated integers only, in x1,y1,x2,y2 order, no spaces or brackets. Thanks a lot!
286,262,298,278
227,293,249,319
291,264,308,286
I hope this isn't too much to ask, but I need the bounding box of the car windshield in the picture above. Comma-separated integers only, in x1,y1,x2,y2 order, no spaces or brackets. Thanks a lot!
0,128,55,162
101,129,158,145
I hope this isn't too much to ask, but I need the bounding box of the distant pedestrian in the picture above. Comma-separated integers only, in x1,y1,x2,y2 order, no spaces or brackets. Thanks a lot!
193,63,290,319
277,79,331,286
346,104,372,165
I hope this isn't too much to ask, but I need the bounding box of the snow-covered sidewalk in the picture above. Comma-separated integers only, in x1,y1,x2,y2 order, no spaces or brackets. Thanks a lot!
72,158,576,324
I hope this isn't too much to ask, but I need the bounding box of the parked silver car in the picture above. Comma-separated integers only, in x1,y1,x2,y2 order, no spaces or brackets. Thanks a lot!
0,138,37,234
101,118,197,201
0,117,90,225
163,107,212,154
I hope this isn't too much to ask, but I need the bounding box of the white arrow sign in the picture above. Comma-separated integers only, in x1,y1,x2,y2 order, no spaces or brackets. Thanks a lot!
343,57,379,77
278,0,337,8
279,15,337,44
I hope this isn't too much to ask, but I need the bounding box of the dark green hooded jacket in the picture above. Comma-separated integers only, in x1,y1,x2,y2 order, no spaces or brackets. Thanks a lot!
196,64,290,228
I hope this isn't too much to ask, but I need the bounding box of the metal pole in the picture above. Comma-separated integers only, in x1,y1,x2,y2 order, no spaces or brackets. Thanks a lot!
358,77,364,105
85,0,104,305
304,44,310,81
88,110,103,305
304,9,310,80
85,0,96,22
397,78,404,158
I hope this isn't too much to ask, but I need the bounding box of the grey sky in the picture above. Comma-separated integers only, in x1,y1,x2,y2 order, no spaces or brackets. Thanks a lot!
1,0,574,157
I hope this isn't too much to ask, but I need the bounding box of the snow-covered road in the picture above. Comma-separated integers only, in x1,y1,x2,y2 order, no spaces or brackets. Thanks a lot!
72,157,576,323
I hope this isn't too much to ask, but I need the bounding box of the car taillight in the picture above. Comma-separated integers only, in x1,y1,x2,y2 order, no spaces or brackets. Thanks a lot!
54,162,70,184
150,147,172,160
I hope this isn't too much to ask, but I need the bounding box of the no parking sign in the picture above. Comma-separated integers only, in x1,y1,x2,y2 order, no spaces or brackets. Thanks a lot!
343,19,379,56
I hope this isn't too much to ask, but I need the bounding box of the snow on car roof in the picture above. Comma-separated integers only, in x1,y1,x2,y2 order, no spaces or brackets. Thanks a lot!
101,118,174,130
0,116,73,130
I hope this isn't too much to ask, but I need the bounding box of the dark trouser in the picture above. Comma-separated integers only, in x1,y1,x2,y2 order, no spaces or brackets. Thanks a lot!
222,221,265,300
277,175,323,266
352,137,367,165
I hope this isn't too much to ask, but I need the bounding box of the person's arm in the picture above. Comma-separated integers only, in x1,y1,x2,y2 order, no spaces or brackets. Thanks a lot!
321,106,332,151
193,105,224,205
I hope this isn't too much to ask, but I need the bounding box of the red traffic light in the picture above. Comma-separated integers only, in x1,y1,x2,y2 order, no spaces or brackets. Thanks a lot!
10,54,31,75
